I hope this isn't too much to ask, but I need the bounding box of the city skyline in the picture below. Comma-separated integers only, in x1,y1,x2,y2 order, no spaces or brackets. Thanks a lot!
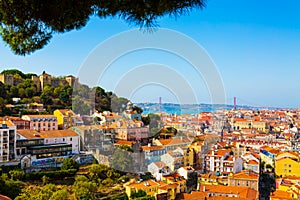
0,0,300,108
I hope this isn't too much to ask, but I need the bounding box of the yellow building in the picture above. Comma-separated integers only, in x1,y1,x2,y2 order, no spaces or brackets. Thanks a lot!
125,179,179,200
158,182,178,200
231,118,268,132
198,173,218,186
125,180,160,199
54,109,83,129
276,178,300,199
232,118,251,130
252,120,268,132
184,141,204,168
275,157,300,177
162,173,186,193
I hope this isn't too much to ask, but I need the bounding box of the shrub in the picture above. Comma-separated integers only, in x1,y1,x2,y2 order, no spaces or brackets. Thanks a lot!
61,158,79,171
25,169,77,180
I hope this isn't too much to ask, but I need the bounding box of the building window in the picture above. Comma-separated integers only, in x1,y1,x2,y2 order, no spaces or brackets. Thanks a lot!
289,164,291,167
70,138,72,141
63,138,65,142
289,170,291,173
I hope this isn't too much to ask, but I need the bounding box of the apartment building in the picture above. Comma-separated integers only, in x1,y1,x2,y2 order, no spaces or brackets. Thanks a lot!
0,120,16,162
116,120,149,142
17,129,80,158
228,170,259,191
21,115,58,131
6,117,30,130
204,149,243,174
142,144,166,165
161,148,184,171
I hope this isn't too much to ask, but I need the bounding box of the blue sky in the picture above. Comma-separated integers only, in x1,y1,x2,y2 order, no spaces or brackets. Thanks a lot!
0,0,300,108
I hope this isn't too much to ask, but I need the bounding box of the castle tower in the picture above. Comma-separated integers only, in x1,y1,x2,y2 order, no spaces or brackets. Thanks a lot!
65,75,79,88
39,71,51,90
0,74,14,85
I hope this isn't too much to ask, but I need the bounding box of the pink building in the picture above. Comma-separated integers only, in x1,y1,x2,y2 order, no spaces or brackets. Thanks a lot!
116,120,149,141
21,115,58,131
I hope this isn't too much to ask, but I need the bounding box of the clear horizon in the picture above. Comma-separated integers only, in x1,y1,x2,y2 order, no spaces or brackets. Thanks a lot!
1,0,300,108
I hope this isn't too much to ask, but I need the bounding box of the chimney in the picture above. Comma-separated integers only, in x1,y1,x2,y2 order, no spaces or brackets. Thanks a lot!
203,185,206,192
148,143,151,147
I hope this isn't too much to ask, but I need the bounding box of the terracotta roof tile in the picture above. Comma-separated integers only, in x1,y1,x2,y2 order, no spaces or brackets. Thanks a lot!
142,145,164,151
231,171,259,180
17,129,78,139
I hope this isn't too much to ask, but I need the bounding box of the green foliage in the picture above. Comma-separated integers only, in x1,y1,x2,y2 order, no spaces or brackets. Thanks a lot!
15,184,67,200
1,69,26,78
101,178,114,186
0,68,137,117
0,82,8,99
117,145,134,153
131,190,147,199
133,106,143,114
0,163,129,200
61,158,79,171
9,169,25,181
72,96,92,115
49,189,70,200
140,172,154,181
25,169,77,180
186,172,198,193
0,173,24,199
260,161,266,169
110,193,129,200
42,175,50,185
145,113,162,137
111,95,129,113
135,196,155,200
89,164,109,180
111,147,134,172
118,175,130,183
142,115,151,126
0,164,21,173
73,175,97,200
0,1,206,55
88,164,121,183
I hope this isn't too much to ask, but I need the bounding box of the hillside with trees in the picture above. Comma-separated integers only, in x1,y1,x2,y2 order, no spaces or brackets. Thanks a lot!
0,69,132,116
1,161,131,200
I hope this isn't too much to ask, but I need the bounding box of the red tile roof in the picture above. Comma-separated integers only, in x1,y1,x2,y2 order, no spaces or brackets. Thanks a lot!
17,129,78,139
